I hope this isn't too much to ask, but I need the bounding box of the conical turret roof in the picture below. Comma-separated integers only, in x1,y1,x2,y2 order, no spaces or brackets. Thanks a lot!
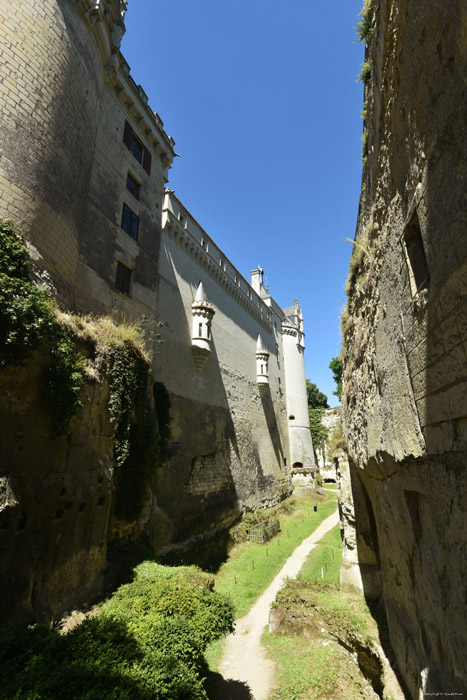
256,334,269,354
194,281,208,303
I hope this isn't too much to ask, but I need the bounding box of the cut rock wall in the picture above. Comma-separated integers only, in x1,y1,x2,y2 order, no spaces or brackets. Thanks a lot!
341,1,467,697
0,346,153,625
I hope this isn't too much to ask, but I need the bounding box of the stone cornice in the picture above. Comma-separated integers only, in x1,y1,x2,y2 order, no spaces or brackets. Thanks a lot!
162,200,275,332
77,0,175,170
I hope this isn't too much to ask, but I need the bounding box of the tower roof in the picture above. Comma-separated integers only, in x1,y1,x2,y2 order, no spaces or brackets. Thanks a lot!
256,334,269,354
194,281,208,303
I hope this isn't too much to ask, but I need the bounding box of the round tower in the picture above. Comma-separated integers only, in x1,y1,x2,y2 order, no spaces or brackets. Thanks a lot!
282,300,315,469
0,0,126,305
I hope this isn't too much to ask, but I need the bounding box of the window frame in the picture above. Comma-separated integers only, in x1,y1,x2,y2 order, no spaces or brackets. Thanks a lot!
121,202,140,242
115,261,132,297
126,172,141,201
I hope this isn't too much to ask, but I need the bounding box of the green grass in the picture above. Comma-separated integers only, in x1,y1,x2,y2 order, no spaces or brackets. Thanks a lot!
298,523,342,585
206,493,337,671
214,494,337,618
263,629,371,700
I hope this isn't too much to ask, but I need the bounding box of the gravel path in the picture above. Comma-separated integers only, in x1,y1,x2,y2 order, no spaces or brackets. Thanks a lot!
217,509,340,700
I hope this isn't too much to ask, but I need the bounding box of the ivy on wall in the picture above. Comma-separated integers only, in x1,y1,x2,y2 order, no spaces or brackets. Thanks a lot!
0,219,167,520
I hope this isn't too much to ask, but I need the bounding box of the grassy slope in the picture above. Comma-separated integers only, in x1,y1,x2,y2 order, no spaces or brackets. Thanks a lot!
206,493,337,671
263,523,380,700
214,494,337,618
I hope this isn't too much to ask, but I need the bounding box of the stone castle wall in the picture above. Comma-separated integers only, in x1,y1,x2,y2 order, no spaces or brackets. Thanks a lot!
0,0,106,303
150,192,292,551
341,1,467,696
0,0,315,620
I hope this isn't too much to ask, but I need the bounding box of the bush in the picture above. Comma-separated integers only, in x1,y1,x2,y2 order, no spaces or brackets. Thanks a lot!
0,563,234,700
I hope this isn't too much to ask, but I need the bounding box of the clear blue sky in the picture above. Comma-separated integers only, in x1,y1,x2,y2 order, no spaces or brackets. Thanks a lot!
122,0,364,406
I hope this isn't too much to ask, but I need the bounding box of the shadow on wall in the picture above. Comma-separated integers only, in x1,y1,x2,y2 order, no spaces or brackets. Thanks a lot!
150,326,243,568
260,389,286,472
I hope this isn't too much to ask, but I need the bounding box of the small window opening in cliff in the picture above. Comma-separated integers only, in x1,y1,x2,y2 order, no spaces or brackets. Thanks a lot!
97,497,105,507
403,213,429,296
289,414,295,420
78,502,86,513
293,462,303,468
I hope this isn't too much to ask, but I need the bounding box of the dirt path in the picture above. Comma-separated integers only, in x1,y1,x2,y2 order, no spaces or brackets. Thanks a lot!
216,509,340,700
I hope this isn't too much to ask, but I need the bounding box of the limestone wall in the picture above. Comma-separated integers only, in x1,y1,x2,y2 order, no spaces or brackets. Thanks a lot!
341,1,467,696
74,54,175,320
150,192,292,551
0,0,107,303
0,347,126,625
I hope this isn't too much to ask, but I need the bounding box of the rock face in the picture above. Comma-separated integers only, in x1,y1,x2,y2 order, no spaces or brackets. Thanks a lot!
0,348,117,624
341,1,467,697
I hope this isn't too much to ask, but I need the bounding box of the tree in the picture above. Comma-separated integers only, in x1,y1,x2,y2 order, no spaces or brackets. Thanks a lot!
308,407,330,459
306,380,329,409
329,357,343,399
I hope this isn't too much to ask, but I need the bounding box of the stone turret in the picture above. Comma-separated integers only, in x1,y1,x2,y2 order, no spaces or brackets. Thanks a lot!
191,282,215,373
256,334,270,397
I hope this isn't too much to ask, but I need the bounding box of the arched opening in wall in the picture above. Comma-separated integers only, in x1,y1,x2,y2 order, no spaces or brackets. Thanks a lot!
293,462,303,469
288,415,295,420
403,211,429,297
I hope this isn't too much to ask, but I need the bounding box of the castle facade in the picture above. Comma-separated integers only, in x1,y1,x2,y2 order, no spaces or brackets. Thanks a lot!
0,0,315,581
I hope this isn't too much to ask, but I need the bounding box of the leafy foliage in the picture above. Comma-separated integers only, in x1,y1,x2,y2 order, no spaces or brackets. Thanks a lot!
329,357,343,399
0,220,165,515
309,408,330,457
306,380,329,409
0,563,234,700
46,337,85,435
0,275,55,368
356,0,373,43
357,59,371,85
0,219,30,279
97,341,150,468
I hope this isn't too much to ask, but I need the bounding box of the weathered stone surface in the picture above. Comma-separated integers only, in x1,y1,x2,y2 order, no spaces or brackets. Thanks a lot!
0,348,116,624
341,0,467,696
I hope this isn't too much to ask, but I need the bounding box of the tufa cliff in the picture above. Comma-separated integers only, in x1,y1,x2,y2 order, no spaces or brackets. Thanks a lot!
340,0,467,697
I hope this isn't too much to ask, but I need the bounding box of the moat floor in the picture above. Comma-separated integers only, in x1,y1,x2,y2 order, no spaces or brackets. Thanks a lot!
213,510,340,700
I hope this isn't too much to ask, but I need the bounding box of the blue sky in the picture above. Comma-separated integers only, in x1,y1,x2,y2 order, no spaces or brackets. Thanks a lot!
122,0,364,405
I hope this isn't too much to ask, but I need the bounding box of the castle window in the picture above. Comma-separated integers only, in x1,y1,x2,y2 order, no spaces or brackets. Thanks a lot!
115,261,132,297
121,203,139,241
126,172,140,200
123,120,152,175
199,322,203,336
403,212,429,296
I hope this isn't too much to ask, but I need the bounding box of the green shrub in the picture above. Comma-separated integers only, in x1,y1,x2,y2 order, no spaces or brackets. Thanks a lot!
0,563,234,699
0,219,30,279
0,275,55,368
356,0,373,43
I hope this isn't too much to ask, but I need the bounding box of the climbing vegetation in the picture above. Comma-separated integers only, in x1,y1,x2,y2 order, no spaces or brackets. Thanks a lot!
0,220,165,519
0,563,234,700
